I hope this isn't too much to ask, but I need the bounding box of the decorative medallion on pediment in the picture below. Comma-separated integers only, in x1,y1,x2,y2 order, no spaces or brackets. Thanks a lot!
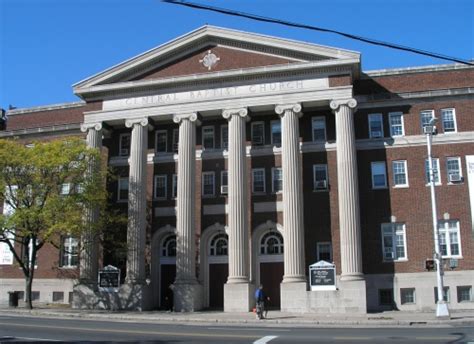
199,50,221,70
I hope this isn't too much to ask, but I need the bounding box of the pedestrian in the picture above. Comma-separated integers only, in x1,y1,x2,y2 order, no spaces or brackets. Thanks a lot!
254,284,270,319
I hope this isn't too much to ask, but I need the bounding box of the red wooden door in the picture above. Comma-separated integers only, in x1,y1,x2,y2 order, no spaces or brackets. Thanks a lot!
259,262,284,309
160,264,176,310
209,263,228,309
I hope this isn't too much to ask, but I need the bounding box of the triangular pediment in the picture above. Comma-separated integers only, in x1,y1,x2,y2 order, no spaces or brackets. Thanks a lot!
73,26,360,97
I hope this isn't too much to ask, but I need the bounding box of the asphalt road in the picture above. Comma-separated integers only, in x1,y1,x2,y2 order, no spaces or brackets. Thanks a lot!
0,314,473,343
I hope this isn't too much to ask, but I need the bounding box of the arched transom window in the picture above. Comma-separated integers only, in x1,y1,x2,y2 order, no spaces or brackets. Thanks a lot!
161,234,176,257
260,231,284,255
209,233,228,256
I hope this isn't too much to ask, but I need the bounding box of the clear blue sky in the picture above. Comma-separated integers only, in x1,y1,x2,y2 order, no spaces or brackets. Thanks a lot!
1,0,473,110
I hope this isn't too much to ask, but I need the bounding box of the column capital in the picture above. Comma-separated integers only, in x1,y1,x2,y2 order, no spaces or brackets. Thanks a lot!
125,117,149,128
173,112,201,125
222,108,249,121
275,103,302,116
330,98,357,112
80,122,102,132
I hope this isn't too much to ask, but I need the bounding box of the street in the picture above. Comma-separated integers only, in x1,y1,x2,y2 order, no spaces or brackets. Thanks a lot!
0,314,473,343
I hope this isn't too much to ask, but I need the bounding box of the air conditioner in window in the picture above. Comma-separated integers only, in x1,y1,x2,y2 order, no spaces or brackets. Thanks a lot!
423,125,437,135
448,174,462,183
220,185,228,194
314,180,327,189
385,252,394,260
371,131,383,138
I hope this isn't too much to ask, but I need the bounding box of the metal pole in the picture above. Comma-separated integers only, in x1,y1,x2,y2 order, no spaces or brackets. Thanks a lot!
426,130,450,318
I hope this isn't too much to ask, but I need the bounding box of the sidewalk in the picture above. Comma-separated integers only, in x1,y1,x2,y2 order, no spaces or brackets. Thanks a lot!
1,306,473,328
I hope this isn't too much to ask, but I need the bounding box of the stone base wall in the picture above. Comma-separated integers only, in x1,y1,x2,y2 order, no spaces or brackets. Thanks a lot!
172,281,203,312
224,283,253,312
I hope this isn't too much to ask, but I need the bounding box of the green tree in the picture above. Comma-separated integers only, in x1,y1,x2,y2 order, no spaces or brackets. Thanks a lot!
0,137,107,309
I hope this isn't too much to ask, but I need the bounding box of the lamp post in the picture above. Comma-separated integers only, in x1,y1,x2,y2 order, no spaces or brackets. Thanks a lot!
425,117,450,318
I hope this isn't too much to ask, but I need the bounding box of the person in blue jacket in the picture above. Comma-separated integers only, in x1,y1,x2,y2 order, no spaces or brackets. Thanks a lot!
255,284,269,319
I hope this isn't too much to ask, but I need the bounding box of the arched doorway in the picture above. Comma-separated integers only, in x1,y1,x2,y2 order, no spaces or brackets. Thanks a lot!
208,232,229,309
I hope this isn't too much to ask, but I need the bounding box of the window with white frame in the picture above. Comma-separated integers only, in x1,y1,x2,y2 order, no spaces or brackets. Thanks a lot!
312,117,326,142
441,108,457,133
457,286,473,302
202,126,215,149
313,164,328,190
316,242,332,262
172,174,177,199
161,235,176,257
202,172,215,196
118,177,129,201
271,121,281,146
381,223,407,261
60,183,71,195
438,220,461,258
368,113,384,138
446,157,463,183
371,162,387,189
119,133,131,156
260,231,284,255
272,167,283,193
251,122,265,146
60,236,78,267
221,125,228,150
172,128,179,153
400,288,416,305
425,158,441,185
154,175,167,199
392,160,408,187
220,171,228,195
252,168,266,194
209,233,228,256
155,130,168,153
420,110,435,131
389,112,404,137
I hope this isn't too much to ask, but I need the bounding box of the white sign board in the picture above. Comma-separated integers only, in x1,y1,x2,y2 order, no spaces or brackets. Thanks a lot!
309,260,336,291
0,186,16,265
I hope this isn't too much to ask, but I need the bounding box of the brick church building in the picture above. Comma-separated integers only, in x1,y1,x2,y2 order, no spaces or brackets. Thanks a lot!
1,26,473,313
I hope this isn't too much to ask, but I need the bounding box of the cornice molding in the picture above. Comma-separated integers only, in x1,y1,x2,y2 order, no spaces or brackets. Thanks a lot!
6,102,85,116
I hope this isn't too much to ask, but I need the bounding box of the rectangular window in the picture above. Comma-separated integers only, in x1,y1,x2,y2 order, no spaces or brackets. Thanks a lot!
202,172,215,197
31,291,40,301
252,168,266,194
272,167,283,193
425,158,441,185
368,113,384,138
60,183,71,195
313,164,328,190
61,236,78,268
446,157,463,183
118,177,129,201
221,125,228,150
389,112,404,137
379,289,394,306
172,129,179,153
381,223,407,261
172,174,177,199
221,171,228,195
271,121,281,147
52,291,64,303
316,242,332,262
441,108,457,133
154,175,167,199
251,122,265,146
312,117,326,142
202,126,215,149
434,286,450,303
155,130,168,153
420,110,435,131
371,162,387,189
392,160,408,187
438,220,461,258
119,133,131,156
457,286,473,303
400,288,416,305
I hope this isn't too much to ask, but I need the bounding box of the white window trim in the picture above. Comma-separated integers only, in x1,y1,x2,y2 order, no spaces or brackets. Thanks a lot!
316,242,333,262
117,177,129,202
154,175,167,200
155,130,168,153
441,108,457,133
420,110,435,131
202,126,215,149
389,112,405,137
438,220,462,258
61,236,78,268
371,162,387,189
368,113,384,139
119,133,130,157
381,223,408,262
172,174,177,199
252,168,266,194
220,171,228,195
251,121,265,146
446,157,463,184
221,124,228,150
313,164,329,191
271,167,283,193
202,171,215,197
311,116,327,142
392,160,409,188
270,120,281,146
425,158,442,186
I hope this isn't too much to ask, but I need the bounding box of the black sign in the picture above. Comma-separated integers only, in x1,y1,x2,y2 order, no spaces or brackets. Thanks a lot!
98,270,120,288
310,267,335,286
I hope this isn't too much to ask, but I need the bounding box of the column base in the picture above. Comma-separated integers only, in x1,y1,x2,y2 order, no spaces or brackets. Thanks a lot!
280,281,308,312
224,282,253,312
172,280,203,312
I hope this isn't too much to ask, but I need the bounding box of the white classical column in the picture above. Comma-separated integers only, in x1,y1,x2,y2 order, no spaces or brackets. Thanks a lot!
79,122,103,284
222,108,249,283
275,104,306,283
172,113,203,312
124,117,149,284
330,99,364,281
